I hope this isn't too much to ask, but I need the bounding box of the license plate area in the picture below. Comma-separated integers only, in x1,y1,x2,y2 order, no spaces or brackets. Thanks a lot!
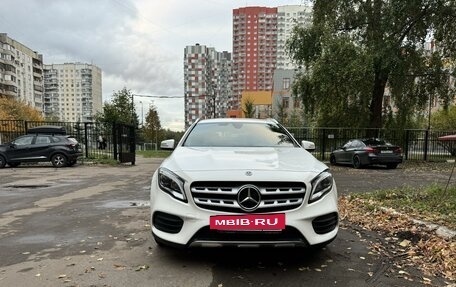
381,150,393,154
210,213,285,231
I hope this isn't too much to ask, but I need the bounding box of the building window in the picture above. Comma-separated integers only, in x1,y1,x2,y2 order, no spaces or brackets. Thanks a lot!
283,78,290,90
283,97,289,109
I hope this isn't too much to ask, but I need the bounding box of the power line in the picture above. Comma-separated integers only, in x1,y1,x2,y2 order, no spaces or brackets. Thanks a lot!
133,94,184,99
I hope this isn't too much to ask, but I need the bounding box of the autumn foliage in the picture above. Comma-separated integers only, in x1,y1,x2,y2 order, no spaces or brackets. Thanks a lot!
0,97,44,121
339,196,455,283
0,97,44,133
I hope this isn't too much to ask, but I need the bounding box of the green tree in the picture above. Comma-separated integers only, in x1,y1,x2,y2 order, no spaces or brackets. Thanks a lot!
96,87,138,126
274,99,288,124
287,0,456,128
431,105,456,130
143,104,162,146
242,98,255,118
288,108,305,127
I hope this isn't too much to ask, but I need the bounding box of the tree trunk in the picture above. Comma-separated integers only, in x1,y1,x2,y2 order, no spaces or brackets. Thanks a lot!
369,69,388,129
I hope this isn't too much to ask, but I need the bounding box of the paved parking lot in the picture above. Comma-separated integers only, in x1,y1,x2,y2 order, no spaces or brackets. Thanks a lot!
0,158,453,286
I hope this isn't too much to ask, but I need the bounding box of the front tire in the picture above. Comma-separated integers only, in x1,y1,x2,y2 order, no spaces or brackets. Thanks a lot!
8,162,20,168
0,155,6,168
329,155,337,165
353,155,362,169
51,153,67,167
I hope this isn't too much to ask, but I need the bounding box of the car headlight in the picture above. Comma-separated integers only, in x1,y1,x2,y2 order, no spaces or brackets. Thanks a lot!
309,170,333,203
158,168,187,202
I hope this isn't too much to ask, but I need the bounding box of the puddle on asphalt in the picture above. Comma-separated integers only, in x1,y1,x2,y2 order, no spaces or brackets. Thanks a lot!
4,185,50,189
101,200,150,208
17,234,56,244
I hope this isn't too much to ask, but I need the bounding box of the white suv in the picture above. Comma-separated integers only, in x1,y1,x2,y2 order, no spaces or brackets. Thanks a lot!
150,118,338,248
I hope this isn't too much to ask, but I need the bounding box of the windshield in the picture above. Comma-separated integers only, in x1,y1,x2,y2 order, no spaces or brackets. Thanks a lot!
183,122,297,147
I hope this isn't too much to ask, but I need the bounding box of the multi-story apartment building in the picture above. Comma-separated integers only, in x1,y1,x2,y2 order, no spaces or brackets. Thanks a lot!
43,63,102,122
276,5,313,69
231,7,278,111
231,5,312,115
184,44,231,128
0,33,44,111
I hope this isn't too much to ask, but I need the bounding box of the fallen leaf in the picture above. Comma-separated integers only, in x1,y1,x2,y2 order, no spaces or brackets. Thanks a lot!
399,240,411,247
58,274,67,278
135,265,149,271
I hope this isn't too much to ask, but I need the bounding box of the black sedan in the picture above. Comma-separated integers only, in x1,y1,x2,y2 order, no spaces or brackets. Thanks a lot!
330,138,403,169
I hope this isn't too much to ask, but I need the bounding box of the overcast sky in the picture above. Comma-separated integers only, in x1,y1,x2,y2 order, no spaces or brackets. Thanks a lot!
1,0,303,131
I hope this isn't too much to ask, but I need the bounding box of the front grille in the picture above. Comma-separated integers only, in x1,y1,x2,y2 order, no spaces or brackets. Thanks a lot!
312,213,338,234
191,181,306,213
190,226,307,244
153,211,184,234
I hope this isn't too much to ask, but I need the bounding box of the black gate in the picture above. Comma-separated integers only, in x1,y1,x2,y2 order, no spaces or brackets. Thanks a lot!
113,123,136,165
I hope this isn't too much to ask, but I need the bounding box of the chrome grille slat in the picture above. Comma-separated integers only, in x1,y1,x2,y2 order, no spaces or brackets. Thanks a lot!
191,182,306,213
192,187,238,194
194,198,239,207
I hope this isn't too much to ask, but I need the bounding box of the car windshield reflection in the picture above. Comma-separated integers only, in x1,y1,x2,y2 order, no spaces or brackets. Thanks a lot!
183,122,296,147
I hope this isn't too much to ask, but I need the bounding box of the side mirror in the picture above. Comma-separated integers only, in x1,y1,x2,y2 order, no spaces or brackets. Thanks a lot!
160,139,175,150
9,143,17,149
301,140,316,152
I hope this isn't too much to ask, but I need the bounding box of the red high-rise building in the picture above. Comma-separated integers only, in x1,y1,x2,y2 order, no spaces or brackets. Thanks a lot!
231,7,277,111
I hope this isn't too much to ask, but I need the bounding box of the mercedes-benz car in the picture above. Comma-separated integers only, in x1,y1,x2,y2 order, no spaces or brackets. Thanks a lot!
150,118,338,248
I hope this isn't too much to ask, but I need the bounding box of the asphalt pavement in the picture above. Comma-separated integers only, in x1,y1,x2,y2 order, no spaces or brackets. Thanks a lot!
0,157,452,287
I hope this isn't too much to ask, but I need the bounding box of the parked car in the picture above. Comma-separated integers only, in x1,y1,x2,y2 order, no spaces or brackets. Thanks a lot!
0,126,82,168
150,118,338,249
330,138,403,169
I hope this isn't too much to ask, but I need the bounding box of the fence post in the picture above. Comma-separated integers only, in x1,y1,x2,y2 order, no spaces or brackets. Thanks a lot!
404,130,409,160
113,123,118,161
84,122,89,158
424,129,429,161
321,129,326,161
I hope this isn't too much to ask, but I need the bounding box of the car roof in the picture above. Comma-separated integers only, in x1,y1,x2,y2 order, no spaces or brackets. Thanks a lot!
197,118,279,125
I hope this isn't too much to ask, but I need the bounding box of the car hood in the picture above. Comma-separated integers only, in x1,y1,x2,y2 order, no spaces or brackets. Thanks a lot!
163,147,327,174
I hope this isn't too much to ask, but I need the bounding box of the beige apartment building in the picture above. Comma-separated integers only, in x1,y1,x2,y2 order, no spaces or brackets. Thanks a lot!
43,63,102,122
0,33,44,111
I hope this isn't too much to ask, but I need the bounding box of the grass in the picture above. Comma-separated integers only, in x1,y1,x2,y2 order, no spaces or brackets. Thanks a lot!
137,150,172,158
83,154,119,165
353,185,456,230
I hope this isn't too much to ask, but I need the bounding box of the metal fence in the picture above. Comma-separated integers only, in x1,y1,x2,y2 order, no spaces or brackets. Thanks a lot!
0,120,135,163
287,127,456,161
1,120,454,162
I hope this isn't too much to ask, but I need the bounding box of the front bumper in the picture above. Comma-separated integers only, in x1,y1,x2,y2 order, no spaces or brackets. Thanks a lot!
150,173,339,247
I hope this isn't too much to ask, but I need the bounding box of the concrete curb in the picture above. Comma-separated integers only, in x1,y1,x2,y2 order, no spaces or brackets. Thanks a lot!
380,206,456,240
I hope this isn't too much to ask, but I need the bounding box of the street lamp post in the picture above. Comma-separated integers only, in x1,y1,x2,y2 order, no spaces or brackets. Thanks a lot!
130,94,135,125
140,101,144,127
